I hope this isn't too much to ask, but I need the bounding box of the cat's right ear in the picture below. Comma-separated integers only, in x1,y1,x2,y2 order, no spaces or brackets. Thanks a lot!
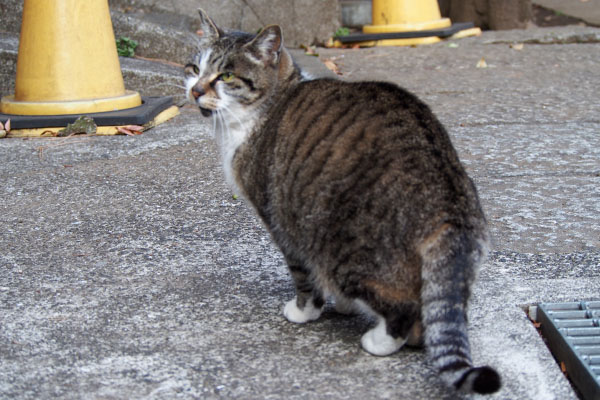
197,8,222,40
244,25,283,67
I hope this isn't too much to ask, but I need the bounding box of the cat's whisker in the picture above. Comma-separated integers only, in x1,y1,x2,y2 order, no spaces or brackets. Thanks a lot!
211,110,218,139
214,109,230,153
220,104,248,135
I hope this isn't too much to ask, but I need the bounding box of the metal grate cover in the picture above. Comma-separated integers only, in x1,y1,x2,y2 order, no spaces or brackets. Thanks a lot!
537,301,600,400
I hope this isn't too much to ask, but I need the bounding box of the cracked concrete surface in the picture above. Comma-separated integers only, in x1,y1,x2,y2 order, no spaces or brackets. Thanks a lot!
1,26,599,399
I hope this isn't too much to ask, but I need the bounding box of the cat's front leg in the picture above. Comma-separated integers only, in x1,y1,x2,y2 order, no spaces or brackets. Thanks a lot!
283,263,324,324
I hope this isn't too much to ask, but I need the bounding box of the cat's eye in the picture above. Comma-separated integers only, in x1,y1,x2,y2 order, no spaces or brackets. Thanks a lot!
219,72,235,82
185,63,200,76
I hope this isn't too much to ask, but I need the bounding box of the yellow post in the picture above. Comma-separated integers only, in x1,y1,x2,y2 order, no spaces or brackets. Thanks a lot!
363,0,452,46
0,0,141,116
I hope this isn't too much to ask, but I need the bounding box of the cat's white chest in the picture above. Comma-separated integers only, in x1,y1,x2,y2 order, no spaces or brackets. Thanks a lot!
218,108,258,194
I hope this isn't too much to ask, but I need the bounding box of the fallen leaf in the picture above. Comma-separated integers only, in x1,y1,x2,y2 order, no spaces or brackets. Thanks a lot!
122,125,144,132
5,119,10,132
117,127,136,136
510,43,524,50
300,44,319,57
323,59,342,75
447,42,459,48
560,361,567,373
57,116,97,137
476,57,488,68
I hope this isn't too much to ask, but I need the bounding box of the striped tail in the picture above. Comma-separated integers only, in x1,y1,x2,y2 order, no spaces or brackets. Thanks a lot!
419,225,501,395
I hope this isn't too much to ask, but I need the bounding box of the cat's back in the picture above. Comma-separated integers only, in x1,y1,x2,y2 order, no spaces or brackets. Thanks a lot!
239,77,486,249
273,78,481,213
275,78,461,181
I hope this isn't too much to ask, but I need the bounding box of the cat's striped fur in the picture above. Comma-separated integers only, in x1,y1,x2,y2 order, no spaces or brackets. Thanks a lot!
185,9,501,395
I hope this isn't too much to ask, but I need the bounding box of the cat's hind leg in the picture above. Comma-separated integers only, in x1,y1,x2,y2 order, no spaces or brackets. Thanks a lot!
283,263,324,324
361,317,407,356
333,295,358,315
358,300,420,356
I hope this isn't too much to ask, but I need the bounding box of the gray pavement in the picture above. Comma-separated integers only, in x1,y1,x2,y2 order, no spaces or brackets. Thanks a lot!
534,0,600,26
1,26,600,399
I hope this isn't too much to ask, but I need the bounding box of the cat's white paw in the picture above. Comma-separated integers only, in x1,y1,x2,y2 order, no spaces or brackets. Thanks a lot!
361,319,406,356
283,297,322,324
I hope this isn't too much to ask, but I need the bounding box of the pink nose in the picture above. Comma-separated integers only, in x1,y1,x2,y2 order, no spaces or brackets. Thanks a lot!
191,88,203,99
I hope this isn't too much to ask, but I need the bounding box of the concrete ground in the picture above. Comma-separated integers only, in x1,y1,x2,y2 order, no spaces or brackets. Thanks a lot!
533,0,600,26
1,22,599,400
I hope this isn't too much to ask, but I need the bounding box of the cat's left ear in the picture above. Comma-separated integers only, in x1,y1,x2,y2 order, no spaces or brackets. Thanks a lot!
245,25,283,66
197,8,222,40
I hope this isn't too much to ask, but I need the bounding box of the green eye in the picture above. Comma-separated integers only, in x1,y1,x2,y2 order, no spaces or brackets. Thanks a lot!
220,72,235,82
184,63,200,76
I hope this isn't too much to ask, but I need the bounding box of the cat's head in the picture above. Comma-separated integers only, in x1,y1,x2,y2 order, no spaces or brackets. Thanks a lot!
185,9,297,118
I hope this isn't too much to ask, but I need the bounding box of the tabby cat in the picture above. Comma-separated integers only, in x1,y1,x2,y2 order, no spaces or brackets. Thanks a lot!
185,9,501,395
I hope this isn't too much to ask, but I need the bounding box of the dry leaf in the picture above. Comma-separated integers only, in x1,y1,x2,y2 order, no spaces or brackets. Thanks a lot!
57,116,96,137
510,43,524,50
123,125,144,132
117,127,135,136
476,57,488,68
117,125,144,136
323,59,342,75
560,362,567,373
300,44,319,57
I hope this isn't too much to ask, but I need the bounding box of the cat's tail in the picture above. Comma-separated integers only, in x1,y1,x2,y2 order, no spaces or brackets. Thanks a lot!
419,224,501,395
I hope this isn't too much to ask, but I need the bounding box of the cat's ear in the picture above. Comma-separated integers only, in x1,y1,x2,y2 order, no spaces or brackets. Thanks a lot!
197,8,222,40
245,25,283,66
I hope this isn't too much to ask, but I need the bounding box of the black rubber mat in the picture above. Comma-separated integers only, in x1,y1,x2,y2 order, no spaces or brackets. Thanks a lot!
335,22,475,44
0,96,173,129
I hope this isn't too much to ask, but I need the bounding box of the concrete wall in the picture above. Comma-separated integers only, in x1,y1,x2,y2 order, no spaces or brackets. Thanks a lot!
109,0,340,47
0,0,340,66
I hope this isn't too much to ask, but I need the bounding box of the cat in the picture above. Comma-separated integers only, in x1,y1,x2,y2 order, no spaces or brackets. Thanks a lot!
185,9,501,395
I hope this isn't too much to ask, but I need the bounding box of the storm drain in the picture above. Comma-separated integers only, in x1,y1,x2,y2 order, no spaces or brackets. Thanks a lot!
536,301,600,400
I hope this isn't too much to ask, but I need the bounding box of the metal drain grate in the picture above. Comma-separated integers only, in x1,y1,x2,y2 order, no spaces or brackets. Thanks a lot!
536,301,600,400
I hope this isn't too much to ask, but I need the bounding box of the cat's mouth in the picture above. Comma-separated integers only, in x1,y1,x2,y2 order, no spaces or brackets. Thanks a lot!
199,106,213,118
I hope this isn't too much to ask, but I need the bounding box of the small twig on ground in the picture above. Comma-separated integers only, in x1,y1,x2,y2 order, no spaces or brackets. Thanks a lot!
36,136,97,161
134,55,184,69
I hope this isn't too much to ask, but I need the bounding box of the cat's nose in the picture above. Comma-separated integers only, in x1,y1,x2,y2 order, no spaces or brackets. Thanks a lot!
191,87,204,100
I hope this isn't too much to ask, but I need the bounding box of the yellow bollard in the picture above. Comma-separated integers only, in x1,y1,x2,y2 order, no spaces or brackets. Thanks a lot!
0,0,141,115
332,0,481,47
363,0,451,46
